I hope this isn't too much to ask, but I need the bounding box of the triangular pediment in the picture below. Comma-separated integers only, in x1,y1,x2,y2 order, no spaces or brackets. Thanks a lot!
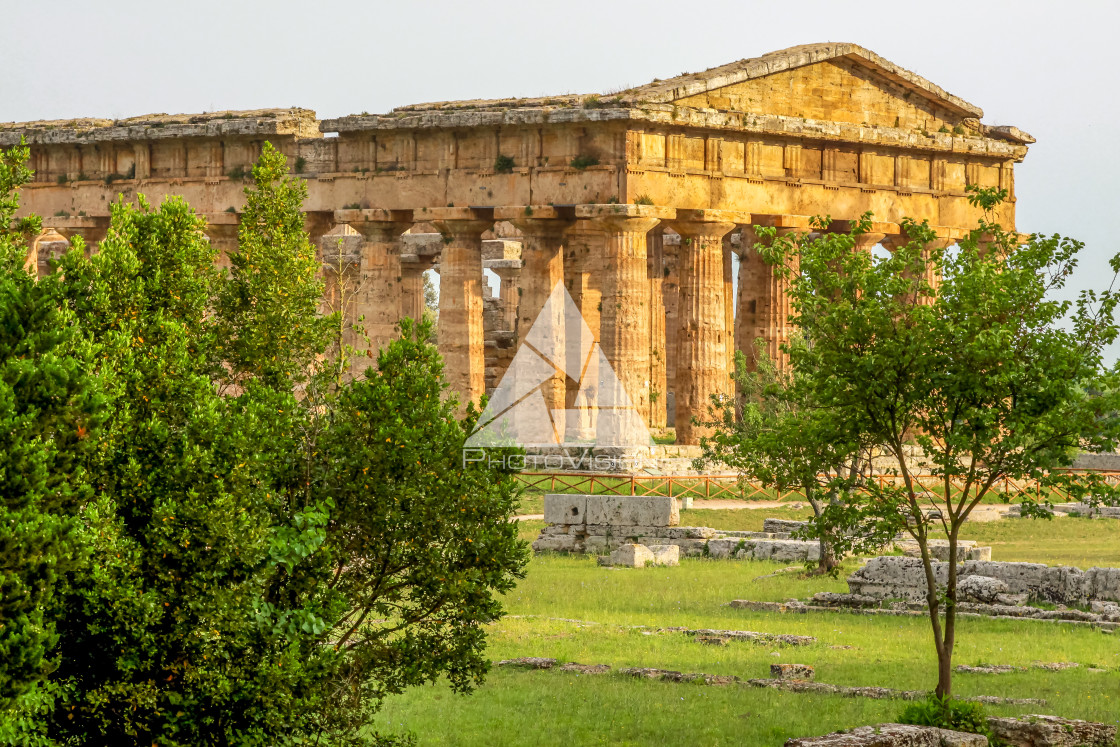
622,43,983,124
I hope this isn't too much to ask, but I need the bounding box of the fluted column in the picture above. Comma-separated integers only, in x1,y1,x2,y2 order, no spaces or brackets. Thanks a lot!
399,253,438,324
499,206,575,441
577,204,674,445
490,261,522,332
562,220,604,440
739,215,811,371
335,208,413,372
426,207,494,406
722,232,737,375
662,236,681,425
647,225,667,430
668,209,749,444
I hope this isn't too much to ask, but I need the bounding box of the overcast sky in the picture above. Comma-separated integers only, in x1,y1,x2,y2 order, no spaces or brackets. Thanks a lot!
5,0,1119,351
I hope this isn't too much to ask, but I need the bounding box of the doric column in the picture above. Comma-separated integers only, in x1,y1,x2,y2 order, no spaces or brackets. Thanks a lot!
647,225,667,430
577,204,674,444
399,253,438,324
667,209,749,445
739,215,811,371
722,231,737,375
489,261,522,332
497,206,575,441
425,207,494,406
335,208,413,371
562,220,604,440
202,212,240,271
662,235,681,425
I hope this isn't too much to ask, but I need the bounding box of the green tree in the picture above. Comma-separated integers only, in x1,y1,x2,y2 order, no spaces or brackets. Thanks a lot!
767,201,1120,698
217,141,331,390
0,142,100,714
695,344,868,574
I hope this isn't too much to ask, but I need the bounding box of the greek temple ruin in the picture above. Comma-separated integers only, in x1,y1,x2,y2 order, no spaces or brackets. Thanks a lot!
2,43,1033,445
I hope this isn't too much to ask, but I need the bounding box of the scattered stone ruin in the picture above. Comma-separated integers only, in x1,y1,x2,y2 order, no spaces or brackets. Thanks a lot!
846,556,1120,607
532,494,825,561
4,42,1032,445
785,716,1116,747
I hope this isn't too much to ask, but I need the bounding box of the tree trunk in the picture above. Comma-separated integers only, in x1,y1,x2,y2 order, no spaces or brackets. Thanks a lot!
807,491,840,575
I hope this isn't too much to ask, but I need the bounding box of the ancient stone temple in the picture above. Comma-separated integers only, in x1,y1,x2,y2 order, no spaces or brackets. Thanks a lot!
3,42,1032,445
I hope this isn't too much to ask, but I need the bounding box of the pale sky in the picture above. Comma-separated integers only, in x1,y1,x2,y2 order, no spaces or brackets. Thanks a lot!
5,0,1118,353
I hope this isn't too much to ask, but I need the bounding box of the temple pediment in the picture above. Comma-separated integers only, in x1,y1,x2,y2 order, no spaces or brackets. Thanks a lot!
624,43,983,124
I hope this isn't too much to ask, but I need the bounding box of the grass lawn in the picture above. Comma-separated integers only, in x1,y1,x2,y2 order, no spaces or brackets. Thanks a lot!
377,514,1120,745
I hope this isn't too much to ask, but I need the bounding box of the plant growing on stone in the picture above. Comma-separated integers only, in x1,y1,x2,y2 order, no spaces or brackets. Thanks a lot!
763,197,1120,698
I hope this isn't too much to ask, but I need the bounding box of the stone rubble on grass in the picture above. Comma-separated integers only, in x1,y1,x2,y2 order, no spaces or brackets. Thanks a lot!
986,714,1117,747
556,663,611,674
771,663,815,680
496,657,557,669
683,628,816,646
846,556,1120,607
784,723,989,746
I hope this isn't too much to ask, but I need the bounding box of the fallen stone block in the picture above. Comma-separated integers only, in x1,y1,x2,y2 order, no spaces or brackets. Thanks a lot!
955,664,1021,674
987,714,1116,747
497,657,556,669
784,724,988,746
557,662,610,674
771,663,815,680
531,535,579,553
666,526,718,540
763,518,809,534
599,543,653,567
648,544,680,566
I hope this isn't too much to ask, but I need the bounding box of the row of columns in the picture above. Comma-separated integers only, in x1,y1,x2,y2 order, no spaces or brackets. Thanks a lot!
28,206,973,445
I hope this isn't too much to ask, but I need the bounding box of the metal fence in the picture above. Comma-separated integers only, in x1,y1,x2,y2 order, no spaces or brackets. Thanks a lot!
514,470,1120,503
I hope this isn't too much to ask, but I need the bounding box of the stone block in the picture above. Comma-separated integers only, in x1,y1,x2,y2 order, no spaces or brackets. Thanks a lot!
672,539,710,557
784,724,988,746
649,544,680,566
987,714,1116,747
531,535,578,553
706,538,739,559
542,494,587,525
666,526,718,540
584,495,679,527
968,546,992,561
763,519,809,534
1084,567,1120,603
958,575,1010,605
602,543,654,567
770,663,814,680
582,536,609,554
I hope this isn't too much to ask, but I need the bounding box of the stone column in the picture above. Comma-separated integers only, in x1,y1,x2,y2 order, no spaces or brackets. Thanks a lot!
577,204,674,445
426,207,494,406
647,225,667,430
662,235,680,426
562,220,604,440
490,261,522,332
304,211,335,251
335,208,413,371
203,213,240,271
722,231,737,375
498,206,576,441
739,215,811,371
399,253,437,324
667,209,749,444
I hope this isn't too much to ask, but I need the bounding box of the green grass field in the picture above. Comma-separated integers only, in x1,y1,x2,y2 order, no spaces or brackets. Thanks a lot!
374,509,1120,745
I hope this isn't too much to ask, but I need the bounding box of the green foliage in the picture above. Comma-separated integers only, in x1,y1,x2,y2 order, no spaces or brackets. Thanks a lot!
570,155,599,170
216,141,332,389
228,164,248,180
0,139,42,263
494,154,515,174
0,142,526,744
633,194,654,205
765,203,1120,697
294,155,307,174
0,144,100,713
898,695,995,741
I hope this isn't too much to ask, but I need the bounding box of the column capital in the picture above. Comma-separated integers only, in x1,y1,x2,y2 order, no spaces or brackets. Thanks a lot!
575,203,675,226
421,206,495,237
333,208,414,242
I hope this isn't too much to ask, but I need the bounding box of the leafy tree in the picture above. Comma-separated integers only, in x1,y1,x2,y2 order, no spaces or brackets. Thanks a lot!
695,344,868,574
766,200,1120,698
0,142,101,714
217,141,331,390
0,141,527,745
